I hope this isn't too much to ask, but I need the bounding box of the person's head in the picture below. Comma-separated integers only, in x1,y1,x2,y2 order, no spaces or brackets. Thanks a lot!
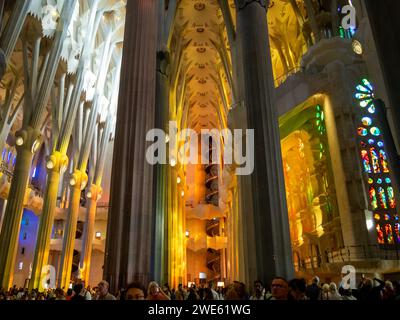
147,281,161,296
98,280,110,297
73,283,83,295
254,280,263,294
329,282,338,293
364,278,373,289
124,282,146,300
288,278,306,300
312,276,320,285
162,284,170,293
321,283,329,293
178,284,183,290
271,277,289,300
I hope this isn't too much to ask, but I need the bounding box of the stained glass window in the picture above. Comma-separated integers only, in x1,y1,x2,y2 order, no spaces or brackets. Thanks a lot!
376,224,384,244
370,148,380,173
395,223,400,242
369,187,378,210
387,187,396,208
377,187,387,209
385,224,394,244
361,150,371,173
355,79,398,245
379,150,389,173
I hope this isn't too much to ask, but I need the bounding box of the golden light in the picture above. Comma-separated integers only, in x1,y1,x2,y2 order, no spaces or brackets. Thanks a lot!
31,139,41,153
15,137,24,146
170,158,177,167
46,160,55,170
87,191,92,199
181,190,185,197
352,39,363,55
69,177,76,186
177,176,181,184
185,230,190,237
165,134,170,143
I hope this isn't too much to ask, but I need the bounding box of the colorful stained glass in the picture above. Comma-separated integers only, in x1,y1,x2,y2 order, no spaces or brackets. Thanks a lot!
374,214,380,220
395,214,399,221
368,105,376,114
360,99,373,108
360,141,367,148
361,150,372,173
379,150,389,173
384,214,390,221
385,224,394,244
370,127,381,136
370,148,380,173
377,178,382,184
358,127,368,136
387,187,396,209
395,223,400,242
362,79,374,90
368,178,373,184
369,187,378,210
385,178,392,184
362,117,372,126
376,224,385,244
378,187,387,209
377,141,384,147
368,139,375,145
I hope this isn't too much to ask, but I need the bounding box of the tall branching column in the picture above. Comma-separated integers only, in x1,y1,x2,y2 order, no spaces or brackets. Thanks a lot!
59,28,117,289
30,2,101,290
0,1,77,289
29,152,68,290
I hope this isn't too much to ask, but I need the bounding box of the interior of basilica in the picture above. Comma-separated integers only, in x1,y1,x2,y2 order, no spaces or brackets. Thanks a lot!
0,0,399,293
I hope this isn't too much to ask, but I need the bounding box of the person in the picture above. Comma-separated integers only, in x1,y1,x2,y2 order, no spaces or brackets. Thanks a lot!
71,283,85,301
305,276,320,300
124,282,146,300
208,281,220,300
146,281,170,300
341,289,357,300
162,284,172,299
382,281,396,300
96,280,116,300
175,283,186,300
319,283,330,300
327,282,342,300
250,280,265,300
288,278,308,300
266,277,289,300
55,288,66,300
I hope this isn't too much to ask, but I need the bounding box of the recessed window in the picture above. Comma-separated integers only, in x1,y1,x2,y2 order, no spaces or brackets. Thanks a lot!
95,232,102,239
21,247,25,255
23,233,27,240
18,262,23,270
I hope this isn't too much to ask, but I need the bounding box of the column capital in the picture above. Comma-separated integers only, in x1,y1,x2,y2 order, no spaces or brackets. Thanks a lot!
46,151,69,174
14,126,42,154
69,169,88,191
236,0,268,10
87,184,102,201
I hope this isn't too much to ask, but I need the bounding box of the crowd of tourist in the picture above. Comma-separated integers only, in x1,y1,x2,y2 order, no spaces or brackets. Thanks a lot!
1,275,400,301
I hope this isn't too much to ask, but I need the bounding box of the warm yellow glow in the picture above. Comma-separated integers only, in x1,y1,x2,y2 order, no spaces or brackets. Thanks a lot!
181,190,185,197
15,137,24,146
46,160,55,170
69,177,76,186
87,191,92,199
177,176,181,184
170,158,177,167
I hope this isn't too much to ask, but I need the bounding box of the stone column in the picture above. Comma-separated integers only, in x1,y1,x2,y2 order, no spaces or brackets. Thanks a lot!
29,151,68,290
0,126,41,289
235,0,294,284
58,169,87,289
104,0,158,293
153,49,170,284
80,184,102,285
0,199,6,234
